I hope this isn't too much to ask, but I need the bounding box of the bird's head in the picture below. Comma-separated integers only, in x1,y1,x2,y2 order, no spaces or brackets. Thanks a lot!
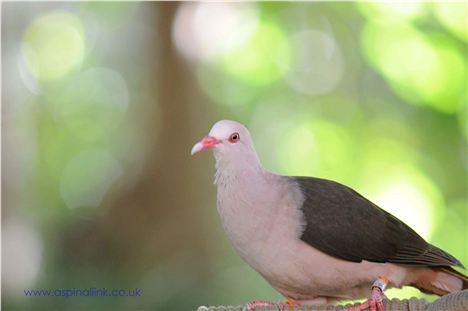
191,120,258,163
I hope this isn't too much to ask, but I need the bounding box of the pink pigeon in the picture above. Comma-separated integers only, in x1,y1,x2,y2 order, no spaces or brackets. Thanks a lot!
191,120,467,310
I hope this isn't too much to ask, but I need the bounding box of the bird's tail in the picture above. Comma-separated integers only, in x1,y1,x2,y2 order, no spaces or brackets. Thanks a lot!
411,267,468,296
440,267,468,290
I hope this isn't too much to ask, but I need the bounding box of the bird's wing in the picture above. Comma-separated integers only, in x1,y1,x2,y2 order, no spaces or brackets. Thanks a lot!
292,176,464,268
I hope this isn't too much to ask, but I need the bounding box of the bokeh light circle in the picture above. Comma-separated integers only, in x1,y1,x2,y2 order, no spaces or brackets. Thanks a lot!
220,21,291,86
362,21,466,114
286,29,343,95
3,218,43,297
172,3,259,63
433,2,467,42
360,162,443,241
22,12,86,82
357,1,428,23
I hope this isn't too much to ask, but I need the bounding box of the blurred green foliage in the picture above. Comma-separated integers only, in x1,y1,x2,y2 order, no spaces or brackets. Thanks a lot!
2,2,467,310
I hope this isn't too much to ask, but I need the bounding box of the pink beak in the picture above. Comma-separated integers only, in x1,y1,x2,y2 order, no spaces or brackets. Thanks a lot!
191,136,221,155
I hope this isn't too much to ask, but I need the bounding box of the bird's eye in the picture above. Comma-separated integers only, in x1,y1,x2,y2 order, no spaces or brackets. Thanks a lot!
228,132,240,143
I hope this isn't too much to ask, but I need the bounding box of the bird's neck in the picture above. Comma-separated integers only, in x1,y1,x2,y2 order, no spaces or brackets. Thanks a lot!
213,150,266,189
212,152,304,274
213,150,277,263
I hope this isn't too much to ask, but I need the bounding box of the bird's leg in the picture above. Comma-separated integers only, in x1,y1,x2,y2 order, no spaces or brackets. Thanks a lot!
344,276,388,311
242,299,295,311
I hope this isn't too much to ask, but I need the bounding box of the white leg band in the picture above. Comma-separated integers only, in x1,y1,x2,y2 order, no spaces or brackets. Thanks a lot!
372,278,388,291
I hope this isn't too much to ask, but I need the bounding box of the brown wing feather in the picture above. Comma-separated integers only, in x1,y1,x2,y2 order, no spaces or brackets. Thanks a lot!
391,245,465,267
292,176,465,269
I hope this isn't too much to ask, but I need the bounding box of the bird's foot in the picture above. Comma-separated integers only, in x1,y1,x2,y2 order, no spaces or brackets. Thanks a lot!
243,299,295,310
243,300,275,311
278,299,296,309
344,277,388,311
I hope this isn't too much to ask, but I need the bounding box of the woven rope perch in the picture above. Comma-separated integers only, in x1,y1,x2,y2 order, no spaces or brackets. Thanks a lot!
197,290,468,311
